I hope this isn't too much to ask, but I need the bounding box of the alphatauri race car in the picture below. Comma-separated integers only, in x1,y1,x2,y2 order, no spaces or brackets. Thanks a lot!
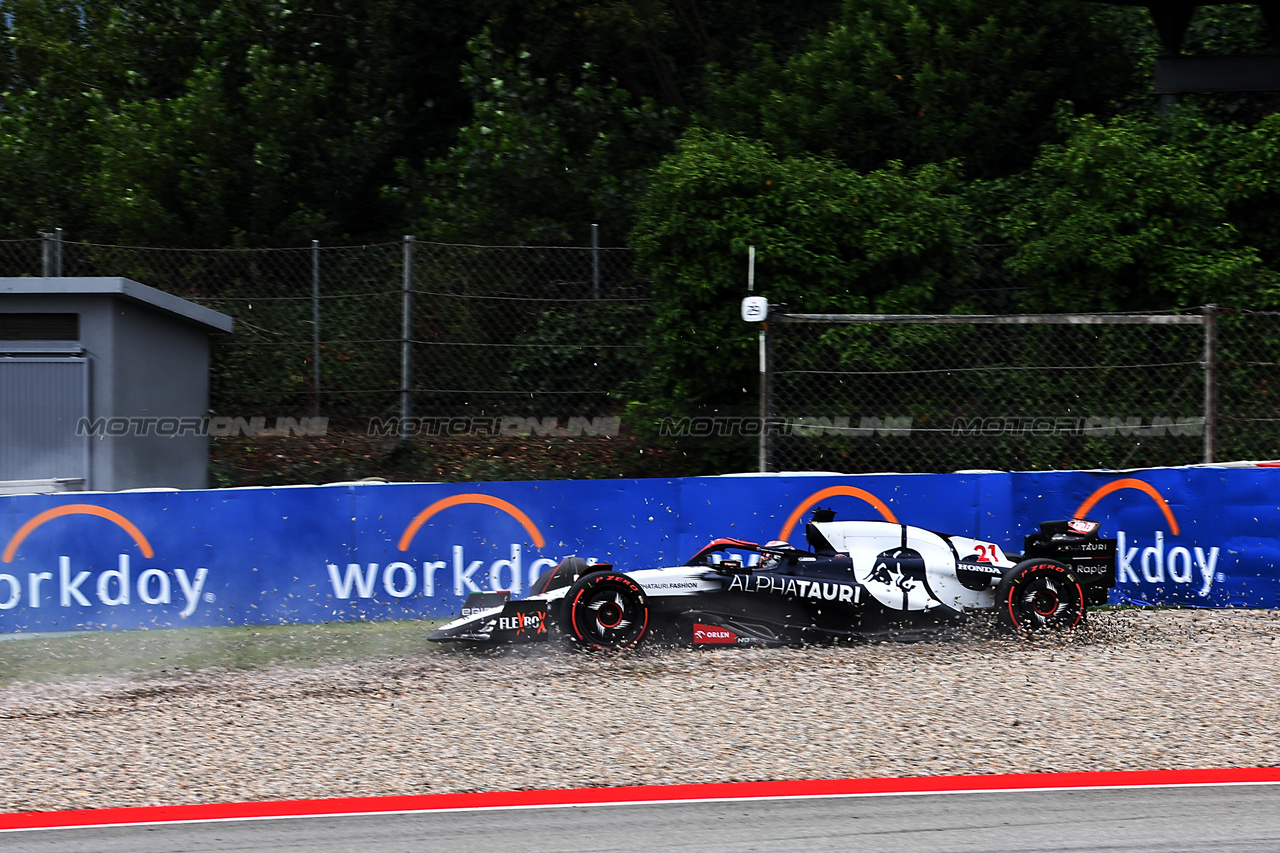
427,510,1118,650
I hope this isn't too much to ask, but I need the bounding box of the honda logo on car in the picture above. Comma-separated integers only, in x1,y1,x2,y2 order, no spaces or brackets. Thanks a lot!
0,505,210,616
1076,479,1220,597
324,494,574,602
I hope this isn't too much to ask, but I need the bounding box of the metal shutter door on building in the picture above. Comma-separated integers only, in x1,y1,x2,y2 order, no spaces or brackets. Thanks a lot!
0,357,89,482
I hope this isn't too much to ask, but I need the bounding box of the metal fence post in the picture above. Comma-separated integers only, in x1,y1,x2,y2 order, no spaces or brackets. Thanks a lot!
1203,303,1217,464
39,229,61,276
401,235,415,439
760,316,771,472
311,240,321,419
591,223,600,300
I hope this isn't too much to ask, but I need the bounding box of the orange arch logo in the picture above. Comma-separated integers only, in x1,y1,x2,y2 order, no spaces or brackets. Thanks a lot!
2,505,155,563
1074,478,1180,535
777,486,899,542
397,493,546,551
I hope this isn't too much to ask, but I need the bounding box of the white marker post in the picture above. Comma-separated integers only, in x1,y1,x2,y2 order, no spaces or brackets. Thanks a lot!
742,293,769,472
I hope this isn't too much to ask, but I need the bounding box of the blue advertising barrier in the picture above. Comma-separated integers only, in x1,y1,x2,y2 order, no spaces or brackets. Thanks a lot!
0,467,1276,632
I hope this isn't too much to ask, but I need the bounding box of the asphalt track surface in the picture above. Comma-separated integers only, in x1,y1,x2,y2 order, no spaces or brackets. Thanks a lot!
4,778,1280,853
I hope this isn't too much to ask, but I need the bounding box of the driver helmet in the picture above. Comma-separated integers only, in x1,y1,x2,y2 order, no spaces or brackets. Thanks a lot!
760,540,793,569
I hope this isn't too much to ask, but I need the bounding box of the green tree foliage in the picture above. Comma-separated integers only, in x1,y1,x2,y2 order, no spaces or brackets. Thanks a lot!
632,128,970,408
704,0,1141,180
0,0,842,245
397,0,844,246
482,0,841,111
399,32,681,245
1004,113,1275,310
0,0,112,234
8,0,1280,452
0,0,485,244
1223,113,1280,274
626,0,1280,435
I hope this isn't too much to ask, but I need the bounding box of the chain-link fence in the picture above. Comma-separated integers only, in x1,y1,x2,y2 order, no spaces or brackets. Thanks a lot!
0,239,43,277
766,306,1280,473
1216,308,1280,462
403,240,649,426
2,236,648,422
7,234,1280,479
1,235,654,483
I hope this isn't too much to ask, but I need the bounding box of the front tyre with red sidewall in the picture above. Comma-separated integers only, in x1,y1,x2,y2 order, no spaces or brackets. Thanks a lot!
996,559,1086,634
562,571,650,651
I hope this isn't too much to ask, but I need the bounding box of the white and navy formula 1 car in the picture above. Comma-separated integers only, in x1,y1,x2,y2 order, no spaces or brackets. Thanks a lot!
428,510,1117,650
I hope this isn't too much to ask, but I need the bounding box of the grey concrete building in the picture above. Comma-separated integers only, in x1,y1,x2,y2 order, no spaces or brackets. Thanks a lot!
0,277,233,492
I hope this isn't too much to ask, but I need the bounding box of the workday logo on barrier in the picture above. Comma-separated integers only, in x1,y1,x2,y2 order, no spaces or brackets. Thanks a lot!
776,485,899,542
325,493,563,603
1075,478,1219,597
0,505,210,616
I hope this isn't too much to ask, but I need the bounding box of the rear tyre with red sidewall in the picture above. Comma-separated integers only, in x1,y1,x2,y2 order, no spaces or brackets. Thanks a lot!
996,559,1086,634
561,571,650,651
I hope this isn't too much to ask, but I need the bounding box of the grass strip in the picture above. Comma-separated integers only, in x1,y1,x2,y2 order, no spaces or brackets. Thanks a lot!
0,619,447,686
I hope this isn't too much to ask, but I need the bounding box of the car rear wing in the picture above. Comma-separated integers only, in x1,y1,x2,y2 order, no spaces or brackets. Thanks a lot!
1023,518,1117,588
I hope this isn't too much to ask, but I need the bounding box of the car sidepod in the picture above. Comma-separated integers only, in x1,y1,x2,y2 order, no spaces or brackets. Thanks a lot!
631,559,867,645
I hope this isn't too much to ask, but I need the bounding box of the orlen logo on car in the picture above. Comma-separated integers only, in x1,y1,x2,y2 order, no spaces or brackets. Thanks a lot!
0,504,210,615
1076,479,1220,597
693,623,738,644
325,493,568,602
